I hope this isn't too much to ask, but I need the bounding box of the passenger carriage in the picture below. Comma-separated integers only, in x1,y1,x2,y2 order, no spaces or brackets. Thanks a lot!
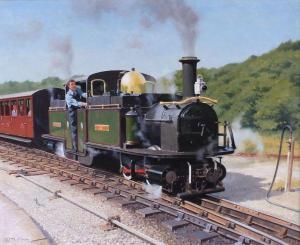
0,89,64,144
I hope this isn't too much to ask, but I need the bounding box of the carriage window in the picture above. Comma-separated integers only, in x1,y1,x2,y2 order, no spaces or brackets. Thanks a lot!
4,101,9,116
10,100,17,116
18,99,25,116
0,102,3,116
91,79,106,96
26,98,32,116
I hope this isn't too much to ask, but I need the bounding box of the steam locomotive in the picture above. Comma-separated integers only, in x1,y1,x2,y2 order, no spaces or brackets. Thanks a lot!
0,57,235,198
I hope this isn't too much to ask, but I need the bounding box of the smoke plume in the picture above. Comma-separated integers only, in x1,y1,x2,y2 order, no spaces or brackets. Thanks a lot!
139,0,199,55
70,0,199,54
8,20,43,41
125,36,144,49
71,0,118,20
50,36,73,77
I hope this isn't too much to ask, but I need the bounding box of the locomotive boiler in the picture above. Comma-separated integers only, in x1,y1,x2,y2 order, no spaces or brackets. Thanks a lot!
43,56,236,198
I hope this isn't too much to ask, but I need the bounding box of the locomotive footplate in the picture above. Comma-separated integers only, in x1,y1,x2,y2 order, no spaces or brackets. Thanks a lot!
86,142,235,159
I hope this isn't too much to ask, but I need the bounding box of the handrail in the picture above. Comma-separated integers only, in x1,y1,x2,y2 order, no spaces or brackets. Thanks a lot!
49,107,65,111
160,96,217,106
227,122,236,149
88,104,121,109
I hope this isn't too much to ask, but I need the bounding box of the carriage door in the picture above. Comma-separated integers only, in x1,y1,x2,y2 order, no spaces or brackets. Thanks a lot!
18,99,26,136
10,100,17,136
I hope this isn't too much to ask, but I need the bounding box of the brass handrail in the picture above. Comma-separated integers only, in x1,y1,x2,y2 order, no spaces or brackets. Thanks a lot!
88,104,120,109
160,96,217,106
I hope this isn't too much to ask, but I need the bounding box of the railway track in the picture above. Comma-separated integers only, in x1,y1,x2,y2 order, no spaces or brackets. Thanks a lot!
161,196,300,244
0,140,299,244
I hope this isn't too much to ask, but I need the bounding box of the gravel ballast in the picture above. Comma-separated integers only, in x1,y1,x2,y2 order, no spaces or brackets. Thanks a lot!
0,159,174,244
0,154,299,244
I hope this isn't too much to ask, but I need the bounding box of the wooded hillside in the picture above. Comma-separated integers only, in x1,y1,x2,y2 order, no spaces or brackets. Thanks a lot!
172,40,300,136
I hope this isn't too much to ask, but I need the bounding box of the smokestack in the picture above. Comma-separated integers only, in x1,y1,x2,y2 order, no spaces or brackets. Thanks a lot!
179,56,200,97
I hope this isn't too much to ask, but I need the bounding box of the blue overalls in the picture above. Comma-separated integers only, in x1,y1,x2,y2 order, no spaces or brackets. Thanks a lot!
66,89,87,151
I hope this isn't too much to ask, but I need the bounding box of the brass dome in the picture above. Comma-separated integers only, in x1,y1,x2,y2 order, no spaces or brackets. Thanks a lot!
121,68,146,94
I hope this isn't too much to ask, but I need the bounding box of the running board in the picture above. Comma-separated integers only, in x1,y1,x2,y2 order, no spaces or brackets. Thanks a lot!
42,134,64,142
0,133,32,143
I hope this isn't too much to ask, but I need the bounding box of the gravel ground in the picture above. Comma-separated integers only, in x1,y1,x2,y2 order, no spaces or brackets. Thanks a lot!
1,154,299,244
214,155,300,225
0,159,174,245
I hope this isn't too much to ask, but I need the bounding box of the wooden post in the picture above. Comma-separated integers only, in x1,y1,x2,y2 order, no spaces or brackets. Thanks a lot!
223,121,227,147
285,137,295,192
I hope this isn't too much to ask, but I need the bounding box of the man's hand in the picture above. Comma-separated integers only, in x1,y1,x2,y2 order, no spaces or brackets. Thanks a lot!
80,102,87,108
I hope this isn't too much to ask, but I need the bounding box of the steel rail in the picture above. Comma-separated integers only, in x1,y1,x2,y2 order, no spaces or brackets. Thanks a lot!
0,153,275,244
0,166,164,245
0,141,296,244
0,146,252,244
196,195,300,242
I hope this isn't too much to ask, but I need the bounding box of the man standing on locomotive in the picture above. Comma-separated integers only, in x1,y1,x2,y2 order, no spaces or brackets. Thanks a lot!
66,79,87,152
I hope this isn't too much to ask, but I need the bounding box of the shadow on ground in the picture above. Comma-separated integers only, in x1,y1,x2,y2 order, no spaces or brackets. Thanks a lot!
91,155,284,203
214,172,281,202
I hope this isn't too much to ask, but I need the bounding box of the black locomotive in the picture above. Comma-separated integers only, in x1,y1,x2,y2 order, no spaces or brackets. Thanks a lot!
43,56,236,198
0,56,236,198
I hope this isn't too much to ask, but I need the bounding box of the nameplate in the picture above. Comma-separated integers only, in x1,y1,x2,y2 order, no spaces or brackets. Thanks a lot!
95,124,110,132
52,122,62,128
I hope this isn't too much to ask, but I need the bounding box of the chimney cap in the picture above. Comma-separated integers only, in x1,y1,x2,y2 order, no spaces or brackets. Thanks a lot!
179,56,200,63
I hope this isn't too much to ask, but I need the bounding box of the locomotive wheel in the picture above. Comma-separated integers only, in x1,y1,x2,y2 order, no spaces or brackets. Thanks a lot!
121,166,132,180
218,163,227,181
205,159,227,184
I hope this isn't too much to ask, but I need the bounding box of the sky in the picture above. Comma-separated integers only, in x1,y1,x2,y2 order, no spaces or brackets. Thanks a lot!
0,0,299,83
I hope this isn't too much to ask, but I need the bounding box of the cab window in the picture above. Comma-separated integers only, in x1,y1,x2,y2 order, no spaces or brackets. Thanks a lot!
91,79,106,96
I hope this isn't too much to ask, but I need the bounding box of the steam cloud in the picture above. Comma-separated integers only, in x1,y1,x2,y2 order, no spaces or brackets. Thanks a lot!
143,180,162,199
232,117,264,153
70,0,199,54
156,74,177,93
50,36,73,77
55,142,65,157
